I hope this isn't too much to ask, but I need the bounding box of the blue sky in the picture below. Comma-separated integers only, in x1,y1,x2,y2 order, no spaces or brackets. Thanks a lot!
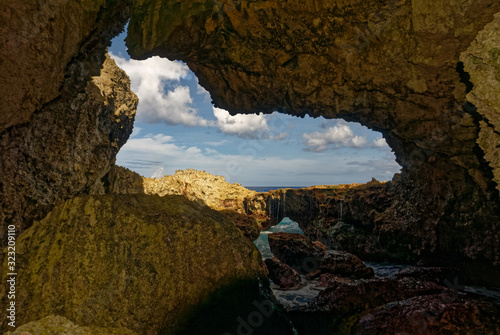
109,29,400,187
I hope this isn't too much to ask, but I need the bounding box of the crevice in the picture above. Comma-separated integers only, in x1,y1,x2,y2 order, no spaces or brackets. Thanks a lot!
456,61,474,94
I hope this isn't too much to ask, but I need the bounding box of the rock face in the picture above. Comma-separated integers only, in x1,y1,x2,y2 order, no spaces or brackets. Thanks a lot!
0,54,137,243
316,250,375,280
143,169,257,212
292,276,500,334
354,293,500,334
0,194,265,334
0,0,131,132
264,257,303,290
268,233,326,274
3,315,137,335
219,210,261,241
126,0,500,285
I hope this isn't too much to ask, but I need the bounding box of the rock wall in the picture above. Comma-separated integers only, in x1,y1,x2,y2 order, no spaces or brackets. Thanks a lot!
0,194,266,334
126,0,500,284
0,0,131,132
0,55,137,243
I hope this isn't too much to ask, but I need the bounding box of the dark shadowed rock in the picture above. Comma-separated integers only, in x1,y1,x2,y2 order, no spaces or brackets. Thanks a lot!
353,293,500,334
264,257,303,290
220,209,261,242
315,250,374,279
268,233,325,274
395,266,462,287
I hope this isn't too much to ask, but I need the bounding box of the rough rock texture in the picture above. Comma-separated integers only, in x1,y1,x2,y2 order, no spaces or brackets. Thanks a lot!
3,315,138,335
0,0,131,132
127,0,500,286
289,277,451,334
461,13,500,193
246,181,393,260
0,194,264,334
395,266,461,287
354,293,500,334
219,210,260,241
264,257,303,290
268,233,326,274
0,54,137,243
102,165,145,195
316,250,375,280
143,169,256,212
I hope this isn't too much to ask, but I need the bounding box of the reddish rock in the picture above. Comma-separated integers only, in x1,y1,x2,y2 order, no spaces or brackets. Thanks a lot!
395,266,461,286
316,250,374,279
264,257,303,290
268,233,325,274
354,293,500,334
289,277,448,335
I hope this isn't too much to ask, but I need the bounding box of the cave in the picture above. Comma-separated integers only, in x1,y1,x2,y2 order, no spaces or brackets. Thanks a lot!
1,0,500,334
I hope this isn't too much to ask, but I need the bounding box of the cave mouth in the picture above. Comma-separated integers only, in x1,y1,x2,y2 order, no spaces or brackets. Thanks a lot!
110,29,401,188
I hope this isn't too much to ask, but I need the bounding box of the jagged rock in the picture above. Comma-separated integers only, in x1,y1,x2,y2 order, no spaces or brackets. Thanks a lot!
3,315,137,335
0,1,131,132
126,0,500,286
268,233,325,274
462,13,500,193
395,266,461,287
353,293,500,334
0,194,265,334
143,169,256,212
0,54,137,243
289,277,449,335
102,165,144,195
219,210,260,242
315,250,375,280
264,257,303,290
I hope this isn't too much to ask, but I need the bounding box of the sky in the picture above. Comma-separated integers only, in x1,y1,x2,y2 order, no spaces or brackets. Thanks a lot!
109,28,401,187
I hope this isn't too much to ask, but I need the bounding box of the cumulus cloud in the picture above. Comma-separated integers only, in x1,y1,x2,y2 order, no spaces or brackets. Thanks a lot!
213,107,271,139
302,124,390,152
110,53,210,127
303,124,368,151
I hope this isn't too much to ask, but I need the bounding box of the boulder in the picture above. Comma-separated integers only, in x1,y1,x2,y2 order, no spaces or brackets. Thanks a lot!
315,250,374,279
395,266,461,286
354,293,500,334
289,277,447,335
264,257,303,290
219,210,261,242
268,233,325,274
3,315,137,335
0,194,273,334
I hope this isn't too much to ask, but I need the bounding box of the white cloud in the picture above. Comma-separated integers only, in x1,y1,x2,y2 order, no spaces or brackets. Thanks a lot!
303,124,369,152
372,137,388,148
213,107,271,139
110,53,210,127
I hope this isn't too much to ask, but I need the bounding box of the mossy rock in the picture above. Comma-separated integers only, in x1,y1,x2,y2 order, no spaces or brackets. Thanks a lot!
0,194,264,334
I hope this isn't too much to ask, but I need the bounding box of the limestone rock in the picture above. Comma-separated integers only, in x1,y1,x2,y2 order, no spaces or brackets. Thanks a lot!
0,54,137,243
264,257,303,291
3,315,137,335
0,0,131,132
461,13,500,192
268,233,326,274
143,169,256,212
219,210,260,242
0,194,264,334
126,0,500,286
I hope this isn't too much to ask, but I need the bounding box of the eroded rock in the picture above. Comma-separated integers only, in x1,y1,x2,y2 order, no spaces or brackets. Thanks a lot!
264,257,303,291
0,194,264,334
0,54,137,243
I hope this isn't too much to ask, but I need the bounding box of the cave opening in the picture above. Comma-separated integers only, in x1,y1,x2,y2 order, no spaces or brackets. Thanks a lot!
110,28,401,188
